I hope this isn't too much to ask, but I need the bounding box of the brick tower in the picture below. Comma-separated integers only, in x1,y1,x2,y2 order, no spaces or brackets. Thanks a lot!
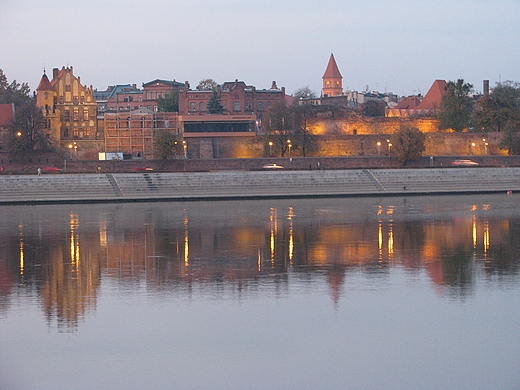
322,53,343,97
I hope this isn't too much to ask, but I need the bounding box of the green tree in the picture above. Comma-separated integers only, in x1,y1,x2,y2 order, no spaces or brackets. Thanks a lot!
476,81,520,132
391,124,426,164
153,130,181,159
0,69,31,107
207,89,224,114
196,79,218,91
438,79,474,132
6,103,53,157
156,91,179,112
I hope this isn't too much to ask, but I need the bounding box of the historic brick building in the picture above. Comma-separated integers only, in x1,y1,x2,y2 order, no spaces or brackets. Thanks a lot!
142,79,185,111
35,67,100,153
322,53,343,97
178,80,286,124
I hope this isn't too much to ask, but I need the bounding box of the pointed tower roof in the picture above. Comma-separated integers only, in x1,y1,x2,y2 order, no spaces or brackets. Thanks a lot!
323,53,342,79
36,72,53,91
415,80,447,111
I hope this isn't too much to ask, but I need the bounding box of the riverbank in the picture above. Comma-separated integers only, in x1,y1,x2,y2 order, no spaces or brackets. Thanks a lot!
1,167,520,205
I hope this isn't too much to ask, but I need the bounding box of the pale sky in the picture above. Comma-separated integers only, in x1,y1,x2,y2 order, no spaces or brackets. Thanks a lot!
1,0,519,97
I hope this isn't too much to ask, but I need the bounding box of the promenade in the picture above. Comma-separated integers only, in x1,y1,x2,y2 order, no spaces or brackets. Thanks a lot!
1,167,520,205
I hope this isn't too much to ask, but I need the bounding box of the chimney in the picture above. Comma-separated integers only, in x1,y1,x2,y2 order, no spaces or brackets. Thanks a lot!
53,68,59,80
132,84,137,90
483,80,489,96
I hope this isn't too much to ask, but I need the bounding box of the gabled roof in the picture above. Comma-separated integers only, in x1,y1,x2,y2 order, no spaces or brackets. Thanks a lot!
36,73,53,91
105,85,143,100
415,80,447,111
394,96,421,110
0,104,14,127
323,53,342,79
143,79,184,88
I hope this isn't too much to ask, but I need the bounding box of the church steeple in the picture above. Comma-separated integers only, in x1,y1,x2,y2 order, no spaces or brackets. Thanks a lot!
322,53,343,97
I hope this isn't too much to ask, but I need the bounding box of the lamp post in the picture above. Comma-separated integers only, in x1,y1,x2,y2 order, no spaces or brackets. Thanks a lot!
483,138,488,154
388,142,392,155
182,140,187,158
268,141,273,157
287,139,292,156
68,143,73,159
376,141,381,156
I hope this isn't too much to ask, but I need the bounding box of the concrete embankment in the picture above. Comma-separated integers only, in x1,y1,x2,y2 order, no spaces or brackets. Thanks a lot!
1,167,520,205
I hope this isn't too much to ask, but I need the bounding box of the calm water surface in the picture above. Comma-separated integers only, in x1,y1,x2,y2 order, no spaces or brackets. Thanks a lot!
1,194,520,390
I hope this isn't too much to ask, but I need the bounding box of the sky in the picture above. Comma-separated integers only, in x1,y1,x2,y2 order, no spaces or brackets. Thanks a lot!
1,0,519,97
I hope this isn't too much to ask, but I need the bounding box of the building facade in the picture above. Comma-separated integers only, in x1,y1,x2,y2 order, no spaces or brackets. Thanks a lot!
178,80,286,124
35,67,100,153
104,108,179,159
142,79,185,111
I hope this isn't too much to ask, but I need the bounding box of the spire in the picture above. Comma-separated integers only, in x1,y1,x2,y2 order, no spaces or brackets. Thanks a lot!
36,72,53,91
323,53,342,79
322,53,343,97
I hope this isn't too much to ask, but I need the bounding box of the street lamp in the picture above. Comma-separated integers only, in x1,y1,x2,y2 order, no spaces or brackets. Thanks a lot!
268,141,273,157
68,143,73,159
287,139,292,155
16,131,22,137
376,141,381,156
182,140,187,158
388,142,392,155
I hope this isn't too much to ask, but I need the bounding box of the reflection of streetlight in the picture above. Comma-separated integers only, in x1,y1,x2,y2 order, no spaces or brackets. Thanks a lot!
287,139,292,155
376,141,381,156
182,140,187,158
268,141,273,157
68,143,73,159
388,142,392,155
484,142,489,154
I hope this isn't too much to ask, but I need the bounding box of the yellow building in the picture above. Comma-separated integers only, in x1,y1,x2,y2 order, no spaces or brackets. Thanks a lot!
36,66,101,158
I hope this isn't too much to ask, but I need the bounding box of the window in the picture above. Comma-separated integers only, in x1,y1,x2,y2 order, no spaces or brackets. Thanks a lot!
233,102,240,111
73,108,79,121
80,96,85,104
199,102,205,112
83,109,89,121
64,110,70,121
266,102,271,109
73,96,79,105
64,128,69,138
258,102,263,111
190,102,196,112
59,96,64,104
44,92,48,100
66,85,71,92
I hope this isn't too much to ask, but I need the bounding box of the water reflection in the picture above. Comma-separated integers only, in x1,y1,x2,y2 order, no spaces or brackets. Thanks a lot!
1,195,520,329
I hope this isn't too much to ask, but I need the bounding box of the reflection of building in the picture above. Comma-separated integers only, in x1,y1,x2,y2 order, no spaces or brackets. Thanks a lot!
104,108,179,159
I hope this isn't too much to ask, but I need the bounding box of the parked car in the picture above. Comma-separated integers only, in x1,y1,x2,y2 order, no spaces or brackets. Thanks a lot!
451,159,479,166
262,164,284,169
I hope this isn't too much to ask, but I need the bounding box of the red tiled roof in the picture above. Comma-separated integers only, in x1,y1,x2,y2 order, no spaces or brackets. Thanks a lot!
323,53,342,79
36,73,53,91
394,96,421,110
415,79,447,111
0,104,14,127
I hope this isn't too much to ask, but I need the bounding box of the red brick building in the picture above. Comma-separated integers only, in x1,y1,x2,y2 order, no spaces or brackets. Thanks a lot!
142,79,185,111
178,80,287,125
